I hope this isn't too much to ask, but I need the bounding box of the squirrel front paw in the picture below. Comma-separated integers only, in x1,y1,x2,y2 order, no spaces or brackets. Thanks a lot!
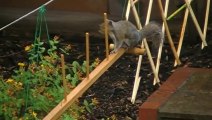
110,49,118,54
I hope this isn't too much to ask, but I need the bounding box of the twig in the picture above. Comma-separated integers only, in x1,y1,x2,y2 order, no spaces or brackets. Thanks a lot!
61,54,67,101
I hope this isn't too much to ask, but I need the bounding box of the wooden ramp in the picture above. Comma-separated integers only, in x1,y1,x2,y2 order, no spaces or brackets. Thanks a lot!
44,49,126,120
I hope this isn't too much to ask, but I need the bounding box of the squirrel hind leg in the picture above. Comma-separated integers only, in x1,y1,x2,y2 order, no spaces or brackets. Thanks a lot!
110,40,124,54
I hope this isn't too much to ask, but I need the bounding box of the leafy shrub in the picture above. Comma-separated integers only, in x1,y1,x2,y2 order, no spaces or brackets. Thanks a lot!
0,37,100,119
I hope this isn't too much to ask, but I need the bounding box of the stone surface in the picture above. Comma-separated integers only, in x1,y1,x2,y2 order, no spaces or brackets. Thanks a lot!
159,71,212,120
139,68,212,120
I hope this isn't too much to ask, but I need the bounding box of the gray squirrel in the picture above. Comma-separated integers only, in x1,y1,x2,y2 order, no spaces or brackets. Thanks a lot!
99,20,163,56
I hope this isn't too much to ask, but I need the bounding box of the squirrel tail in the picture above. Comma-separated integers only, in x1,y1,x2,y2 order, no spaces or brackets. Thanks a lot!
139,22,164,57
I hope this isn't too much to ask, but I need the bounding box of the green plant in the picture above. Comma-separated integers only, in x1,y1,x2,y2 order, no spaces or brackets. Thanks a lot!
0,36,99,119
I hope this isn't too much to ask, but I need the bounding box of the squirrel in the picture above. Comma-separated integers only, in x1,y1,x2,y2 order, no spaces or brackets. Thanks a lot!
99,20,163,56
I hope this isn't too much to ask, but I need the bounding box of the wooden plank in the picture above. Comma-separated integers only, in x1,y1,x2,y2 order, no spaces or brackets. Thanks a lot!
43,49,126,120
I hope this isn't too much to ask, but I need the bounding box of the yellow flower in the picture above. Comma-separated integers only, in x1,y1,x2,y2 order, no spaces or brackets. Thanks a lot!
32,111,37,118
18,82,23,86
6,78,14,83
91,98,99,105
25,45,31,51
18,62,25,67
93,58,101,67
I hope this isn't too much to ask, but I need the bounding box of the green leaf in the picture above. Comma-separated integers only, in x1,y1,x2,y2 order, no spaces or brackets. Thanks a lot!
81,65,86,73
83,100,92,113
71,77,78,87
60,48,69,55
81,61,87,73
72,61,80,68
62,114,75,120
72,61,80,73
66,74,71,80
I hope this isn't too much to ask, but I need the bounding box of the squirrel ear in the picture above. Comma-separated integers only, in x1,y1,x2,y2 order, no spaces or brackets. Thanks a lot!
107,19,113,26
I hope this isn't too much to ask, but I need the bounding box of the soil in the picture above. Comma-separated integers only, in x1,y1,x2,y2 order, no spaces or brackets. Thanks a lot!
0,32,212,119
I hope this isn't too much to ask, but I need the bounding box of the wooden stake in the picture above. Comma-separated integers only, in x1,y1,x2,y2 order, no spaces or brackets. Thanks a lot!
61,54,67,101
44,49,126,120
131,0,154,104
129,0,159,82
143,39,160,84
86,32,90,79
184,0,207,46
153,0,169,85
130,0,142,29
201,0,210,49
131,76,141,104
157,0,181,65
125,0,131,20
104,13,109,60
166,0,193,21
174,7,189,66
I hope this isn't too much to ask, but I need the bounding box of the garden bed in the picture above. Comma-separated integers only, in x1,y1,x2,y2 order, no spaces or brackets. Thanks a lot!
0,33,212,119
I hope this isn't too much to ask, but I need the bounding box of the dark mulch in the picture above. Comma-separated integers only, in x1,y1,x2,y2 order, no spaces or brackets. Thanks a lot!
0,32,211,119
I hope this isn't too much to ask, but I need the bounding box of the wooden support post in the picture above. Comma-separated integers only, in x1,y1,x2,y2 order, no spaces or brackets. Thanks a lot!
184,0,207,47
153,0,169,85
157,0,181,65
104,13,109,60
202,0,210,49
174,6,189,66
43,49,126,120
61,54,67,101
86,32,90,79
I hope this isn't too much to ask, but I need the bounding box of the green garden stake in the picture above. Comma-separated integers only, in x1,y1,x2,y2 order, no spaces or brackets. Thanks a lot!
167,0,193,21
30,5,50,63
24,5,50,116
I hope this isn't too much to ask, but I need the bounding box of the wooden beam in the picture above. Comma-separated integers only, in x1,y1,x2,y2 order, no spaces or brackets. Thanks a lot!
43,49,126,120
